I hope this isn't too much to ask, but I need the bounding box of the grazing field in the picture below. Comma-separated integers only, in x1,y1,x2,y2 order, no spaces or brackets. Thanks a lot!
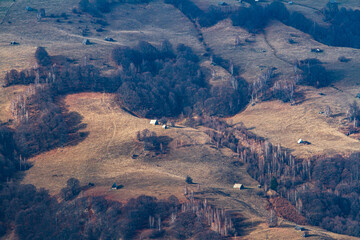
200,18,360,158
1,0,360,238
0,0,204,78
0,0,13,23
20,93,357,240
202,19,294,83
230,90,360,159
22,92,266,218
21,93,358,240
200,20,360,158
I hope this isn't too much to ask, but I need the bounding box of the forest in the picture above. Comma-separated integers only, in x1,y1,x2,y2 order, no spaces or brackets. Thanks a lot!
0,41,247,238
0,180,236,239
232,1,360,49
167,0,360,49
190,116,360,237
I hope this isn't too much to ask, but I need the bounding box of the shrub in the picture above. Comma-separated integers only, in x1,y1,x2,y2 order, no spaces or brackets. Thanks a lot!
185,176,193,184
35,47,51,66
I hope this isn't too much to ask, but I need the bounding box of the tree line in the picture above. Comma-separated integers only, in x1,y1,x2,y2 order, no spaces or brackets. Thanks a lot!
0,178,239,239
165,0,232,28
192,116,360,237
168,0,360,49
78,0,152,17
233,1,360,49
112,41,248,118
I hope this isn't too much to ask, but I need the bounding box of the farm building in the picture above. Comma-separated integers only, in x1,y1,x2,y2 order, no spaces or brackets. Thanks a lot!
150,120,158,125
298,139,311,145
233,183,244,189
82,39,90,45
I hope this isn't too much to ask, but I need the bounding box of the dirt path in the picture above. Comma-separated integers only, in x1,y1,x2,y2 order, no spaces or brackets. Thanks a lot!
279,0,322,13
0,1,15,25
56,28,125,46
101,94,118,158
263,31,293,66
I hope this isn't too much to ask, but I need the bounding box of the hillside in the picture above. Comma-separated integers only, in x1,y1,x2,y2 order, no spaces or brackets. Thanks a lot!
1,0,360,239
20,92,358,240
199,16,360,158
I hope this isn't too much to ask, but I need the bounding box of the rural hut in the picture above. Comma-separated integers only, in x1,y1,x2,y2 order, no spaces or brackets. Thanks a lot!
150,119,158,125
82,39,90,45
111,182,117,190
162,124,168,129
233,183,244,189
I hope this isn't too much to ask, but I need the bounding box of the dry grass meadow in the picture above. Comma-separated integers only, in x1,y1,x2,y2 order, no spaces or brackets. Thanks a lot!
20,93,358,240
200,18,360,158
1,0,360,239
0,0,204,78
22,92,268,224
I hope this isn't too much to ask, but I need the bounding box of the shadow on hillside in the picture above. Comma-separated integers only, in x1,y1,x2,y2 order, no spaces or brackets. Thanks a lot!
328,69,346,84
63,111,89,147
236,219,262,237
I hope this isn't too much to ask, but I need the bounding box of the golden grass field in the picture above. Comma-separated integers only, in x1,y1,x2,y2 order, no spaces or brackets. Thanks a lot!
0,0,204,78
20,92,357,240
1,0,360,239
200,18,360,158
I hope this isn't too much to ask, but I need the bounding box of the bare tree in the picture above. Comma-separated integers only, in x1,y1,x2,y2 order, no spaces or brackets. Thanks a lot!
273,80,295,103
234,35,241,46
347,101,360,127
324,105,332,117
250,67,274,104
267,209,278,227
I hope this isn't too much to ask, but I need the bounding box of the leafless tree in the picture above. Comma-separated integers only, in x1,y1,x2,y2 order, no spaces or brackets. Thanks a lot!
273,80,295,104
149,216,155,228
346,101,360,127
267,209,278,227
234,35,241,46
324,105,332,117
250,67,274,104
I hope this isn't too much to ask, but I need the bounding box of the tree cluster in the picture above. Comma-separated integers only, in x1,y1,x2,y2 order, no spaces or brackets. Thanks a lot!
10,85,68,158
79,0,111,16
0,126,22,183
231,2,360,49
0,180,237,239
136,129,172,153
35,47,52,67
113,41,248,118
79,0,151,17
197,116,360,236
295,59,330,88
10,85,87,158
165,0,232,28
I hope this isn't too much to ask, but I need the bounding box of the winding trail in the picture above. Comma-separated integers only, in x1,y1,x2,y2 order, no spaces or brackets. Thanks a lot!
279,0,323,13
102,94,117,158
263,31,293,66
0,0,15,25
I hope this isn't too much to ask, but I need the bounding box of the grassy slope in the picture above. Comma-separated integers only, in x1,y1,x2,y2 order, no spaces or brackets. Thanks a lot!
197,12,360,158
22,93,358,240
0,0,204,78
0,0,359,239
228,22,360,159
22,92,267,220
